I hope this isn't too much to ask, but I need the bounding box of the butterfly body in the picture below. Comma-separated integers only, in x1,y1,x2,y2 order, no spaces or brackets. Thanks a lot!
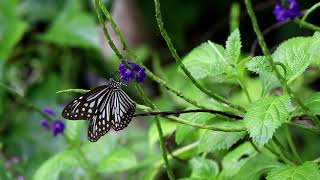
62,79,136,142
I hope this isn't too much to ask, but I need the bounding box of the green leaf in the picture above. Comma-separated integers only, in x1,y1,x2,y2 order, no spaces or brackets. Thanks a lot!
182,41,228,79
225,28,241,64
0,159,9,180
97,148,137,173
40,0,99,49
244,95,291,145
309,32,320,66
272,37,313,83
219,142,257,179
148,120,176,148
304,92,320,115
0,0,28,60
198,130,246,153
33,149,79,180
246,56,272,74
175,112,215,145
260,73,280,97
234,154,282,180
64,120,84,142
189,157,219,179
267,161,320,180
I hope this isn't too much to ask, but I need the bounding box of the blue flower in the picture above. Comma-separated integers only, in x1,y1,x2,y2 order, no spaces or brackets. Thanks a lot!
135,69,146,83
273,0,301,22
42,107,56,116
51,120,65,137
118,60,146,83
40,119,51,130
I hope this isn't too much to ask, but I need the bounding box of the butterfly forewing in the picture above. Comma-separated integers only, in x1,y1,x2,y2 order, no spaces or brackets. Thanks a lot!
62,79,136,142
62,85,109,120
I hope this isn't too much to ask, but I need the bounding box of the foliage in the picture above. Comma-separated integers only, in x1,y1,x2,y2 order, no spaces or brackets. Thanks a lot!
1,0,320,179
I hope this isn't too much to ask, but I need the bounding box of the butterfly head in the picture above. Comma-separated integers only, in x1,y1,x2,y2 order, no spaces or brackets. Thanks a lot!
109,78,126,88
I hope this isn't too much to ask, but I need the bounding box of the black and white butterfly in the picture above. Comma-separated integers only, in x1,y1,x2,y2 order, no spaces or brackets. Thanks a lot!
62,78,136,142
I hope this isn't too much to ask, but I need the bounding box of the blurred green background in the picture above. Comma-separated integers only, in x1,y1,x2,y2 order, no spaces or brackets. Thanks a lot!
0,0,320,179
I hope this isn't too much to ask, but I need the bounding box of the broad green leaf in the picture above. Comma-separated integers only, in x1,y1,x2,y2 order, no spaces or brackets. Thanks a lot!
272,37,313,83
182,41,228,79
97,148,137,173
219,142,257,179
246,56,272,74
40,0,99,49
260,73,280,97
244,95,291,145
188,157,219,179
267,161,320,180
309,32,320,66
199,130,245,153
33,149,79,180
234,154,282,180
64,120,84,142
304,92,320,115
225,28,241,64
0,0,28,60
148,120,176,148
175,112,215,145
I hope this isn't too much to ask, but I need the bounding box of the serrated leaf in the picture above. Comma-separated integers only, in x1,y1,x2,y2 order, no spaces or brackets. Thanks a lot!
272,37,313,83
246,56,272,74
219,142,257,179
244,95,291,145
234,154,282,180
225,28,241,64
267,161,320,180
309,32,320,66
40,0,99,49
148,120,176,148
33,149,79,180
97,148,137,173
260,73,280,97
198,130,246,153
188,157,219,179
182,41,228,79
175,112,215,145
304,92,320,115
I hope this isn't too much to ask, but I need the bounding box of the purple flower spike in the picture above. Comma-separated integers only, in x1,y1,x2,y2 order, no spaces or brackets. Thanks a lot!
51,120,65,137
42,107,56,116
40,119,51,130
118,60,145,83
135,69,146,83
273,0,301,22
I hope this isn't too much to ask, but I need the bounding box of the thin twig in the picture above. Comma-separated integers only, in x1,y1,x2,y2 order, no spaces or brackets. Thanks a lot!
134,109,243,120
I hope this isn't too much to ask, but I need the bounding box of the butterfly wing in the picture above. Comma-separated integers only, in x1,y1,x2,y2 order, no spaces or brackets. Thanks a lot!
62,85,110,120
111,89,136,131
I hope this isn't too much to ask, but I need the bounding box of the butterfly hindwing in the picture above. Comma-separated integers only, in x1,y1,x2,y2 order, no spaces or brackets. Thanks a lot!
111,89,136,131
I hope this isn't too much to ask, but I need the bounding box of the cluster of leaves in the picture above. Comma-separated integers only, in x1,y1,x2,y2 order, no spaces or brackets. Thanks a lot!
1,0,320,179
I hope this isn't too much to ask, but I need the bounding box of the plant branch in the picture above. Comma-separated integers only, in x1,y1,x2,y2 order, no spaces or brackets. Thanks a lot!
301,2,320,24
134,109,243,120
244,0,320,127
285,125,303,164
153,0,245,113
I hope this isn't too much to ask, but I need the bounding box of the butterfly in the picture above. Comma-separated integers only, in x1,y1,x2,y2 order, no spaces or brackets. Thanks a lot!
62,78,136,142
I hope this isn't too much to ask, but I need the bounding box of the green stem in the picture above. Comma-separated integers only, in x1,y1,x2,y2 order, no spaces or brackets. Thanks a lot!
135,86,175,180
153,0,245,113
244,0,320,126
301,2,320,23
295,19,320,32
238,79,252,103
267,140,296,166
76,148,99,179
285,121,319,134
285,125,303,164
